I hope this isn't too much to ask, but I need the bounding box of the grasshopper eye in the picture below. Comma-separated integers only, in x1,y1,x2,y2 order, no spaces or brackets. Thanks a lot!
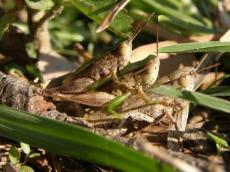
190,70,196,76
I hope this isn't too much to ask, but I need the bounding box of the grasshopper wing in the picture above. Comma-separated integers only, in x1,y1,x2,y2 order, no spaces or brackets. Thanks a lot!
53,92,115,107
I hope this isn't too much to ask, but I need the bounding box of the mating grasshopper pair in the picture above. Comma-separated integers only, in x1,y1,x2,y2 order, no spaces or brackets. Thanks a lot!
45,15,204,151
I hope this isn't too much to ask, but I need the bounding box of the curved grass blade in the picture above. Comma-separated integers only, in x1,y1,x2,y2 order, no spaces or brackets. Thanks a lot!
158,15,214,35
159,41,230,53
207,131,230,153
0,104,175,172
150,86,230,113
119,55,156,75
87,76,111,91
107,92,131,115
207,132,229,148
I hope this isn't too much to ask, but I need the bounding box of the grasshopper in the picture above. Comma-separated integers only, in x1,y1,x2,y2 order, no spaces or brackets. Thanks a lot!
45,38,132,94
155,56,208,151
127,55,208,150
45,14,156,108
45,35,134,105
85,55,208,152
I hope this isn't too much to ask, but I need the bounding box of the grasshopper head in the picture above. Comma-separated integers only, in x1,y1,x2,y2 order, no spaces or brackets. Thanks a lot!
117,39,132,69
170,67,196,91
156,67,196,91
174,54,208,91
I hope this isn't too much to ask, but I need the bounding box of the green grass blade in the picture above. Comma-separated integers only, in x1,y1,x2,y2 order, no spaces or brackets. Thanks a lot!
119,55,155,75
131,0,214,35
107,92,131,115
134,0,203,26
150,86,230,113
159,41,230,53
207,132,229,148
0,104,175,172
159,15,214,35
201,86,230,96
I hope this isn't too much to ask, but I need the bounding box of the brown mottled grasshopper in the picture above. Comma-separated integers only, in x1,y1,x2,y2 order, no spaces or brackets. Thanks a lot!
45,35,133,106
156,56,208,151
45,14,156,107
122,56,207,150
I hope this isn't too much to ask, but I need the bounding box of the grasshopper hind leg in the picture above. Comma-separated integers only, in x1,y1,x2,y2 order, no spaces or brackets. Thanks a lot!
165,108,184,151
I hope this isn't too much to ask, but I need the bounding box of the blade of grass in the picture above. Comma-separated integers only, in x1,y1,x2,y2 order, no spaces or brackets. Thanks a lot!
133,0,203,26
207,132,229,148
0,104,175,172
201,86,230,96
119,55,155,75
131,0,214,35
159,41,230,53
159,15,214,35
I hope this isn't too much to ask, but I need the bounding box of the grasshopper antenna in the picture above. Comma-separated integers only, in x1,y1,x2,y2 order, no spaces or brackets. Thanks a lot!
156,15,159,56
197,63,221,73
130,12,156,42
193,54,220,91
194,54,209,71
